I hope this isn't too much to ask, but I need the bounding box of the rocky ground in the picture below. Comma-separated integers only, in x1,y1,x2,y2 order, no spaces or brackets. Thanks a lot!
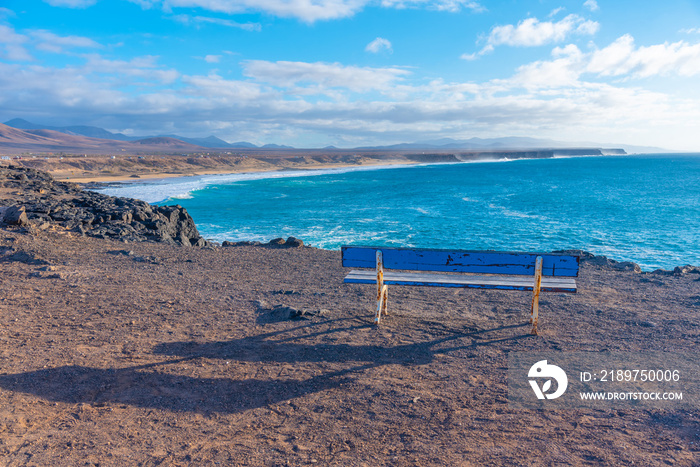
0,167,699,466
0,166,208,246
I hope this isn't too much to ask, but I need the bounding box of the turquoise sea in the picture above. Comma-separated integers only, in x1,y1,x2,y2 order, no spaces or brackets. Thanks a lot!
97,154,700,271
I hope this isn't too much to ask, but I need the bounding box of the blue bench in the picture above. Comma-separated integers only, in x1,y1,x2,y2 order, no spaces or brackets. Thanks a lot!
341,246,579,335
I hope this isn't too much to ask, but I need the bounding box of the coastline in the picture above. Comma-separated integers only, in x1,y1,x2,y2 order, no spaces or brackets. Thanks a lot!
3,148,630,184
5,153,429,184
59,159,423,184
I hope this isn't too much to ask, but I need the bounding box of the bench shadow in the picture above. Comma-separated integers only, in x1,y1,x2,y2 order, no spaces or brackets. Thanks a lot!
0,360,358,415
151,318,529,366
0,319,530,414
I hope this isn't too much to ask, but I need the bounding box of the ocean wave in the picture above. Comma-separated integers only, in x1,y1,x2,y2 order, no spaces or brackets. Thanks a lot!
92,163,427,204
95,177,209,203
92,159,547,204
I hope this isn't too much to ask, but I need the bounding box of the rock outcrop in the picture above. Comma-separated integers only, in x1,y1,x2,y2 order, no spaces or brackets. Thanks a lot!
650,265,700,276
0,206,28,226
222,236,304,248
1,166,208,246
554,249,642,273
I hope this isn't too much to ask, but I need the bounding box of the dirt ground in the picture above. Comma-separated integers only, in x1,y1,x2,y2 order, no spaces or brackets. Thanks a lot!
0,228,699,466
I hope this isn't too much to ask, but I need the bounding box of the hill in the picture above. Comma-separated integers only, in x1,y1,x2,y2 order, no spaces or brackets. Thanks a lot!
3,118,255,149
0,123,207,153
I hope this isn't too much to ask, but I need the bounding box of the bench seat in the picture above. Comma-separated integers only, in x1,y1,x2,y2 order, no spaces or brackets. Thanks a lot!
344,269,577,293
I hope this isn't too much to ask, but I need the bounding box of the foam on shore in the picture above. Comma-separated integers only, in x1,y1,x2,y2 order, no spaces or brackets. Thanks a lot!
91,156,571,203
93,163,433,203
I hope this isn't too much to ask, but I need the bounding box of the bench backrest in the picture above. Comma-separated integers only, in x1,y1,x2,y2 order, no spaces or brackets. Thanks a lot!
341,246,579,277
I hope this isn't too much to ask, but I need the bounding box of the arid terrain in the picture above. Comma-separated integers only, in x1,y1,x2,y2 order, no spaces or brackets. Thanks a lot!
4,151,420,183
0,167,699,466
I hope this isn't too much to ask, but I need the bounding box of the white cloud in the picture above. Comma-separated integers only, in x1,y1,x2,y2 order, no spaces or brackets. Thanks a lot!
0,62,129,115
0,25,28,46
182,73,263,101
507,44,585,90
43,0,98,7
0,25,32,61
31,30,102,53
488,14,599,47
548,7,565,18
583,0,599,12
242,60,410,92
83,54,180,83
587,35,700,78
0,26,103,60
170,14,261,31
204,54,221,63
0,7,16,18
134,0,483,23
366,37,392,53
2,44,33,61
495,35,700,92
680,28,700,35
460,44,493,60
464,14,599,60
153,0,367,22
379,0,484,13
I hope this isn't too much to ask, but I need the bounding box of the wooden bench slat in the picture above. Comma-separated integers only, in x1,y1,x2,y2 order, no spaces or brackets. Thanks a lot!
344,270,578,293
342,246,579,277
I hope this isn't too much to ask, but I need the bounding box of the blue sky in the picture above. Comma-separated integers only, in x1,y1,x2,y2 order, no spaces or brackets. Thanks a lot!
1,0,700,149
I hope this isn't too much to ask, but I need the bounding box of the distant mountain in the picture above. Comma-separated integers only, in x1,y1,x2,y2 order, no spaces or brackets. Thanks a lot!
261,143,295,149
0,123,208,153
3,118,257,149
357,136,586,151
131,137,201,149
0,123,62,145
158,134,237,148
4,118,133,141
229,141,258,148
3,118,42,130
2,118,669,153
354,136,667,154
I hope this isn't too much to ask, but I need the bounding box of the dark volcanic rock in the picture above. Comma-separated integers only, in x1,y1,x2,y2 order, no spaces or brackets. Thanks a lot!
554,249,642,273
222,240,263,247
0,206,29,226
284,236,304,248
673,265,700,275
652,265,700,276
1,166,209,246
264,236,305,248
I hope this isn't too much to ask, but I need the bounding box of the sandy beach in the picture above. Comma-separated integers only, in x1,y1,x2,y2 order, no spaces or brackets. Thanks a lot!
0,165,699,465
7,152,429,184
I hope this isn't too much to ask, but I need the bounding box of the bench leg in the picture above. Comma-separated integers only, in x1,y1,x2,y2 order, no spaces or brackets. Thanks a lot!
376,284,388,323
382,285,388,315
530,256,543,335
375,250,388,324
